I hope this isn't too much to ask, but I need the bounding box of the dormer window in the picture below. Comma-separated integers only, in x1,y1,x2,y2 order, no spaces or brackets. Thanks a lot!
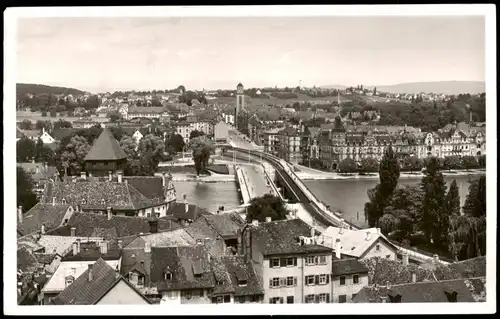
101,199,105,205
62,198,66,204
388,294,402,303
444,291,458,302
65,275,74,287
238,279,248,287
164,271,172,280
81,199,87,205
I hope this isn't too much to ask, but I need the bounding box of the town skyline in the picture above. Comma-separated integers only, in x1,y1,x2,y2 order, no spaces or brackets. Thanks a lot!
17,16,485,92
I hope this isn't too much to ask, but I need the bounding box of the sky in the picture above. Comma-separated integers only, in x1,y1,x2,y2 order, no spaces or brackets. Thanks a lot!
16,16,485,93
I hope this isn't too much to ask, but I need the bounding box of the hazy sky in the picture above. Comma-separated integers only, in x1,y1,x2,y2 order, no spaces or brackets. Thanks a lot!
17,16,485,93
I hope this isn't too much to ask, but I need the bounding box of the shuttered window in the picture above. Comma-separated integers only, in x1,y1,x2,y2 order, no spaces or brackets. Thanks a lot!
280,258,287,267
340,276,346,286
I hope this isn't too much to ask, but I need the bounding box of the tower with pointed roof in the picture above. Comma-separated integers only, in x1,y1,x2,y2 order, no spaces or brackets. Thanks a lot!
235,82,245,128
84,128,128,176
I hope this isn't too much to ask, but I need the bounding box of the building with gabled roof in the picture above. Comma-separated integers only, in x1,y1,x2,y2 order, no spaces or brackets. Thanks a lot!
17,203,74,237
51,258,151,305
331,258,369,303
84,128,128,176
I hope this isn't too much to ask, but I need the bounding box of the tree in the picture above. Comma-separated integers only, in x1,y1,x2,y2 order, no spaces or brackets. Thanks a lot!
189,137,214,176
18,120,33,130
16,137,37,162
359,157,379,173
107,112,122,123
189,130,205,140
56,135,91,176
449,176,486,260
246,194,290,223
443,156,462,171
478,154,486,168
120,136,138,158
445,180,462,218
35,120,52,132
35,138,55,164
462,155,479,171
177,85,186,94
379,145,400,198
420,157,448,247
167,134,185,153
374,87,377,95
337,158,357,173
132,134,168,175
402,156,424,173
17,167,38,212
53,119,73,130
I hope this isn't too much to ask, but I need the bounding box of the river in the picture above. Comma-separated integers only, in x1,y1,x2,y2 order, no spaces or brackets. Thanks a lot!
304,174,485,228
173,181,241,213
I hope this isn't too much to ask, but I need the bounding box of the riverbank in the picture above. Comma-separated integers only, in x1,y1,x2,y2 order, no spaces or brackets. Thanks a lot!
296,169,486,181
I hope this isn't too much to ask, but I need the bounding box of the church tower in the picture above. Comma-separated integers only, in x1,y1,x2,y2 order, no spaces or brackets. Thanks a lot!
235,82,245,127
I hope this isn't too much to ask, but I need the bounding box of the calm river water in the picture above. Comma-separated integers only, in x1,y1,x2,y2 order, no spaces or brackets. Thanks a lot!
304,174,485,228
173,174,484,228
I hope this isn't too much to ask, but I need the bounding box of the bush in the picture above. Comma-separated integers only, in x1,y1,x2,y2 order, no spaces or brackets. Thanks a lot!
338,158,357,173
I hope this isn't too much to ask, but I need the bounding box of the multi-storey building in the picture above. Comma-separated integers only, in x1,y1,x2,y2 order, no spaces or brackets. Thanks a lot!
263,128,281,156
276,127,303,164
241,218,335,304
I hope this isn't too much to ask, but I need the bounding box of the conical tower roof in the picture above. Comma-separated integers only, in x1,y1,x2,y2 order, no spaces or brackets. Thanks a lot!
84,128,128,161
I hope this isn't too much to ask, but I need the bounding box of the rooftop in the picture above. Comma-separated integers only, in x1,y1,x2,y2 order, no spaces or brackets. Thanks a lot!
84,128,128,161
17,203,72,237
331,258,369,276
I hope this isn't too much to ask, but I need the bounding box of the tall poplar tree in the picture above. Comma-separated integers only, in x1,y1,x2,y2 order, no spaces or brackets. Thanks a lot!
420,157,447,246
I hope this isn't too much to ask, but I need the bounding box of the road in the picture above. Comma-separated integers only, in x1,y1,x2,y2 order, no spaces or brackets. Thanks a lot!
240,165,272,198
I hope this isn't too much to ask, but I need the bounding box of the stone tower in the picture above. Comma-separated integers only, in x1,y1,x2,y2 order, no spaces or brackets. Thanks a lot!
235,82,245,128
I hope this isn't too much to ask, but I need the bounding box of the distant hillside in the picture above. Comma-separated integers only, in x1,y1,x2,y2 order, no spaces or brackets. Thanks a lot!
16,83,86,96
319,84,348,90
370,81,485,95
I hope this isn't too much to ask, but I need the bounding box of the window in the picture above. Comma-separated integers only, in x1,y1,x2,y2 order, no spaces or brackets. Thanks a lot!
182,291,192,300
65,277,74,287
306,275,315,286
353,274,359,284
375,244,381,252
251,295,260,303
339,276,346,286
306,256,316,265
286,296,294,304
271,258,280,268
386,255,391,259
271,277,279,288
318,255,327,265
223,295,231,303
238,296,246,303
286,257,297,267
319,274,327,285
164,272,172,280
319,293,328,303
279,278,286,287
137,276,144,286
269,297,283,304
305,295,315,304
338,295,347,303
286,276,295,287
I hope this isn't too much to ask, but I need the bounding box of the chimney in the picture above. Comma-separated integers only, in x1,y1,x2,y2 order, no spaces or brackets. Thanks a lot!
265,217,271,223
117,240,123,250
100,241,108,255
108,171,113,181
35,165,40,174
117,171,123,183
162,172,166,187
18,206,23,223
433,254,439,264
44,162,48,171
411,272,416,283
52,197,56,206
144,242,151,253
365,231,371,241
107,207,112,220
76,239,81,254
148,218,159,234
386,281,391,290
310,223,315,239
237,229,242,255
335,238,341,259
72,242,78,256
81,171,86,180
402,251,409,266
252,219,259,227
41,224,45,234
70,227,76,237
88,264,93,281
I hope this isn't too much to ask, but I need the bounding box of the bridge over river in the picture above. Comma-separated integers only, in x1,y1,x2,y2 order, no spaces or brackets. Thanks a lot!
225,138,451,266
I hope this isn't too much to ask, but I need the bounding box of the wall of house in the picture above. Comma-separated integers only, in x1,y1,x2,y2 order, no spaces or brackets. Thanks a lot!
97,280,150,305
361,238,397,261
262,253,332,304
180,289,211,304
43,292,59,305
332,273,369,303
233,294,263,304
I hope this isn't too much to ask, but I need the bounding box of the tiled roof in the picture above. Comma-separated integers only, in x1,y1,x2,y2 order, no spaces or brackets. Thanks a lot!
45,212,179,239
36,235,105,256
248,219,332,256
360,257,434,286
18,203,71,237
322,227,398,258
150,246,215,291
167,203,210,221
123,176,172,200
128,106,167,114
16,163,57,180
17,248,40,273
331,258,369,276
84,128,128,161
42,180,167,211
62,241,122,262
433,256,486,281
203,213,245,238
34,253,57,265
218,256,264,297
18,129,40,138
353,278,477,303
120,248,152,280
51,258,118,305
50,128,78,140
140,229,197,247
